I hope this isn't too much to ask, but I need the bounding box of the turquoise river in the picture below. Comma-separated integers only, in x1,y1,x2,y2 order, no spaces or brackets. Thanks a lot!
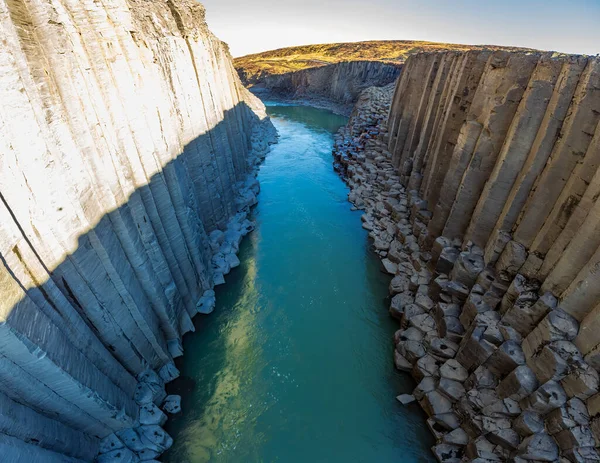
164,104,434,463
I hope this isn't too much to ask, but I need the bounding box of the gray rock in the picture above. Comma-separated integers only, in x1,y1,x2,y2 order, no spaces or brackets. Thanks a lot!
496,241,527,277
517,433,559,461
443,427,469,445
432,443,463,463
381,258,398,275
394,351,413,372
429,337,459,359
414,355,442,380
436,247,461,275
563,446,600,463
450,251,485,288
196,290,216,314
116,428,146,453
389,273,411,294
396,394,416,405
561,362,599,400
414,376,438,401
497,365,539,401
96,448,140,463
465,366,498,390
484,340,525,378
522,309,579,359
409,313,437,334
139,403,167,426
422,390,453,416
99,434,125,454
521,380,567,415
487,428,520,450
440,359,468,382
390,292,414,320
554,426,596,451
514,411,545,437
546,398,589,435
438,378,466,402
162,395,181,415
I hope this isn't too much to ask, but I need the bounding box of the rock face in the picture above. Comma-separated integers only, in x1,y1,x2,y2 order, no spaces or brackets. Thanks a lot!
250,60,401,114
334,50,600,462
0,0,275,461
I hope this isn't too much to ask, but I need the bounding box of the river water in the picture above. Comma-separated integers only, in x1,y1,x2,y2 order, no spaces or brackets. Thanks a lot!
164,104,433,463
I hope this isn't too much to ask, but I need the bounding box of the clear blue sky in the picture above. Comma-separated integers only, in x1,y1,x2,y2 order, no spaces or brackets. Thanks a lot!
200,0,600,57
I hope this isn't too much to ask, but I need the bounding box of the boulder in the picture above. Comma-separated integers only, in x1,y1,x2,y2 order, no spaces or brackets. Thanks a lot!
450,252,484,288
137,425,173,453
440,359,468,382
496,241,527,277
522,309,579,359
162,395,181,415
514,411,545,437
484,340,525,378
99,434,125,454
196,290,216,314
438,378,466,402
431,443,463,463
521,380,567,415
429,337,459,359
139,403,167,426
497,365,538,401
422,390,453,416
546,398,589,435
516,433,559,461
389,274,411,295
396,394,416,405
561,362,599,400
394,351,413,372
96,448,139,463
381,258,398,275
487,428,520,450
554,426,596,451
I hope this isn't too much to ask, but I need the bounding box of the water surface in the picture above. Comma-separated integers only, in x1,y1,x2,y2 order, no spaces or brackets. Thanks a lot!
164,104,434,462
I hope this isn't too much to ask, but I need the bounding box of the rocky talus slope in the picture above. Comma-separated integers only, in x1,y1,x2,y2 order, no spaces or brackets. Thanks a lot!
0,0,275,461
334,51,600,462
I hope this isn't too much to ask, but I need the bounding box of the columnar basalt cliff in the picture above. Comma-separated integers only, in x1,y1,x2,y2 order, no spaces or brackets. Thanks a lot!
0,0,275,461
249,60,402,114
335,51,600,462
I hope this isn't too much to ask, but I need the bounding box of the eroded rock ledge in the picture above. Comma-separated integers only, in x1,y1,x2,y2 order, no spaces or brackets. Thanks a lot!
334,51,600,462
0,0,275,461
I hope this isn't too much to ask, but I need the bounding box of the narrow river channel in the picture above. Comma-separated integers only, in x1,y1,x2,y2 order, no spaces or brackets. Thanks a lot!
164,104,434,463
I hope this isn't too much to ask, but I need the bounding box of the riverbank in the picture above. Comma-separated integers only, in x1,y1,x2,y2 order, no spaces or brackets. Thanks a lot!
250,87,355,116
332,84,475,462
162,103,434,462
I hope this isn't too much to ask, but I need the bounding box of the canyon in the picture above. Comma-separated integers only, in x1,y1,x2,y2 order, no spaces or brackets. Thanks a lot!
334,50,600,462
234,41,532,115
0,0,274,461
1,0,600,462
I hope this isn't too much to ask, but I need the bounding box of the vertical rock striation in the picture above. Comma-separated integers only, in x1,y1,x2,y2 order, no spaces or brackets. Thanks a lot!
0,0,275,461
335,50,600,461
249,60,401,114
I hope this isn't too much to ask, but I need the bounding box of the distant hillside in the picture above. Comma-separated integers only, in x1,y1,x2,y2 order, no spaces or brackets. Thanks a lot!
234,40,535,85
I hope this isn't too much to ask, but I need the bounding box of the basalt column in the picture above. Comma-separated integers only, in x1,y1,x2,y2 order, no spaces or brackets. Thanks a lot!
0,0,275,461
380,50,600,461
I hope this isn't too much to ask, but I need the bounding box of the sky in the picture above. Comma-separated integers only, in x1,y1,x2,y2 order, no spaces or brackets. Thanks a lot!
200,0,600,58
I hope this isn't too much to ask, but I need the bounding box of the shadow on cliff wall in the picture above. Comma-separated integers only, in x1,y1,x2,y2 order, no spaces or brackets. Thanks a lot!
0,101,270,459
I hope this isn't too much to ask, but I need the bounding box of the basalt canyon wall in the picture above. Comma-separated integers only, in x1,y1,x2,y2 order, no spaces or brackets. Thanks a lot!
248,60,401,114
0,0,275,461
335,50,600,462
